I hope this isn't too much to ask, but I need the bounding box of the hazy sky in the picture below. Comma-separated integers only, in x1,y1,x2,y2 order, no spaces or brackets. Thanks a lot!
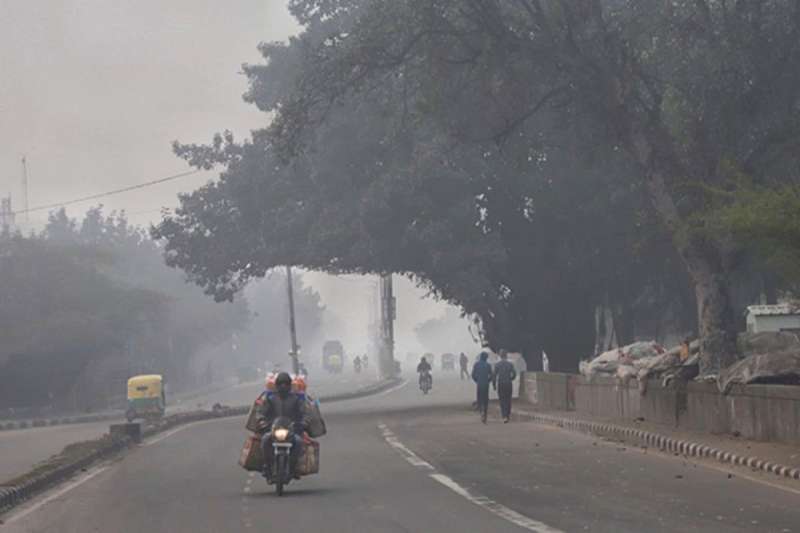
1,0,294,222
0,0,477,354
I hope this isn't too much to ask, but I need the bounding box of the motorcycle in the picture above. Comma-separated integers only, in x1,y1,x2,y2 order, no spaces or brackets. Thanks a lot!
266,417,297,496
353,358,362,374
419,371,432,394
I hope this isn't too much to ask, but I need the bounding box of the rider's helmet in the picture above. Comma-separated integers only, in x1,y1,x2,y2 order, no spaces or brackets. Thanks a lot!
275,372,292,397
420,356,426,363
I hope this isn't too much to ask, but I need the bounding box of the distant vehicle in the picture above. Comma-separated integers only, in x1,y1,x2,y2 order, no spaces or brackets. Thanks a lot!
441,353,456,371
323,340,345,374
126,374,165,422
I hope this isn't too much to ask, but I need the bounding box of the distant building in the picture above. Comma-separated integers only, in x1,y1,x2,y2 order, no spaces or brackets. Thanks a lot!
746,304,800,334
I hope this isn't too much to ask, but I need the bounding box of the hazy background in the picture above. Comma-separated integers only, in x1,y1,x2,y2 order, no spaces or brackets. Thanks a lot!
0,0,479,357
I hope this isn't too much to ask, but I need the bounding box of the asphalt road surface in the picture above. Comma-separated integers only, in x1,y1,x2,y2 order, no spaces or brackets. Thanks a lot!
0,372,375,483
3,374,800,532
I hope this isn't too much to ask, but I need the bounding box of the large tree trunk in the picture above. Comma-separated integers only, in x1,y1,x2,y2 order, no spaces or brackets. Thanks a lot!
644,171,739,375
692,263,739,374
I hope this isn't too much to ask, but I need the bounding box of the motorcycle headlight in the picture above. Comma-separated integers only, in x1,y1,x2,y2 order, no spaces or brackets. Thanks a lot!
274,428,290,441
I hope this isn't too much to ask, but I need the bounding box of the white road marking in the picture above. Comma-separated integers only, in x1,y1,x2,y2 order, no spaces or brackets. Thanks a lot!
3,467,109,525
379,423,563,533
430,473,564,533
379,424,435,470
142,418,219,447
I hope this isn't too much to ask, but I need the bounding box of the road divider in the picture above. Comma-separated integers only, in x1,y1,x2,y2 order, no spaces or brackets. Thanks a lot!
0,376,402,517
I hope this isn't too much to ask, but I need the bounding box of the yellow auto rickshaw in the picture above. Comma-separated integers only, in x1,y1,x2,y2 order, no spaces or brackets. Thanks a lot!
126,374,166,422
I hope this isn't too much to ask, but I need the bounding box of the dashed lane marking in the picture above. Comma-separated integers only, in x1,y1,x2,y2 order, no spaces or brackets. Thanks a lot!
378,423,564,533
379,425,434,470
430,473,564,533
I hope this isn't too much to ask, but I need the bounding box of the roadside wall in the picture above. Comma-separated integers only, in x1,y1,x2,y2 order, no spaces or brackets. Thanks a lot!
524,372,800,445
523,372,576,411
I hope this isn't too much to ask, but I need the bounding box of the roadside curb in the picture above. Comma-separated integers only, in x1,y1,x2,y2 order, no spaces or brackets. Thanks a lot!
0,377,402,517
0,436,131,515
514,409,800,482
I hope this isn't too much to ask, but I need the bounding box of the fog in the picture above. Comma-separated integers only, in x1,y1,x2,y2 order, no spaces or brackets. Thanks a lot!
0,0,476,379
1,1,296,225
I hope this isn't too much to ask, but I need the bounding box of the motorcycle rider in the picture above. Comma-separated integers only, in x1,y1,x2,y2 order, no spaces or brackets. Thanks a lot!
417,356,433,390
353,355,362,373
257,372,306,482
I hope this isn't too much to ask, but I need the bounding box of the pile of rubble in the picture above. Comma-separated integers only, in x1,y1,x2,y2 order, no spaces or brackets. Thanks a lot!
579,332,800,394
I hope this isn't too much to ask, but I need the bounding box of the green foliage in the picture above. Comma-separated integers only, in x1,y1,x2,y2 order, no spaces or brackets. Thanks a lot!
152,1,697,371
713,184,800,284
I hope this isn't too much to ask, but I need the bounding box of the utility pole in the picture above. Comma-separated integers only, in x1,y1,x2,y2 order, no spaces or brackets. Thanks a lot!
286,265,300,374
21,156,29,225
379,274,396,378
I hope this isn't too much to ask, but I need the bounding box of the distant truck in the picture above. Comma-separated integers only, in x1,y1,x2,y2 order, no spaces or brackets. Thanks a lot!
322,340,345,374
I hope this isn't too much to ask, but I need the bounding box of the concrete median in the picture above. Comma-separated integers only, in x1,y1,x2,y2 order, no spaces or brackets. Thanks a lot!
0,376,402,517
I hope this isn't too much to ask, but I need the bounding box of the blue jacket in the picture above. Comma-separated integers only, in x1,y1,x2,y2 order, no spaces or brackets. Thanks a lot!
472,360,493,387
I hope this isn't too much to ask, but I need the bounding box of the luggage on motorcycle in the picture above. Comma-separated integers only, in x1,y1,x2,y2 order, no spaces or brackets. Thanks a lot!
238,434,264,471
265,373,307,393
296,439,320,476
304,394,327,438
246,389,315,434
244,391,267,433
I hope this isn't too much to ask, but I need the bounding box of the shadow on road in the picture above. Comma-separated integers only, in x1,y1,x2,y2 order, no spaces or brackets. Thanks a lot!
244,486,339,499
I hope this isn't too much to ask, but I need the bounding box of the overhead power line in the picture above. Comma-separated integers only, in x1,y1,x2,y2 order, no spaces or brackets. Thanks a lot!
11,169,203,216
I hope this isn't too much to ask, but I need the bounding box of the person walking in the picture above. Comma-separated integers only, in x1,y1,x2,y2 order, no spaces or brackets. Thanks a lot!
471,352,493,424
459,352,469,381
493,350,517,423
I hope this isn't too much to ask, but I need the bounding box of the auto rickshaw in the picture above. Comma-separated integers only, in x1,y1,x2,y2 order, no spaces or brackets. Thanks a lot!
126,374,166,422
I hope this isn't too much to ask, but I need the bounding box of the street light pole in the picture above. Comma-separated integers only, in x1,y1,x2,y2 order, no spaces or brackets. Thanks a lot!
286,265,300,374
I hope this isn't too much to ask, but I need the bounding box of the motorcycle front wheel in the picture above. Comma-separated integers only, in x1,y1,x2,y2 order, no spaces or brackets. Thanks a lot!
275,455,286,496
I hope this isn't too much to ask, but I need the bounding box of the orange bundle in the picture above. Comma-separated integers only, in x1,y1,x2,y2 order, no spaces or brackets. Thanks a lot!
265,373,307,393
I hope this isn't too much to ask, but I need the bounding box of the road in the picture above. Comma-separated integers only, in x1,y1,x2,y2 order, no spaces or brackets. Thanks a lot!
3,374,800,532
0,372,376,483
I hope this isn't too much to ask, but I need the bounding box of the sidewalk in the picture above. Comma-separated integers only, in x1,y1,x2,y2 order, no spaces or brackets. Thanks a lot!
511,403,800,481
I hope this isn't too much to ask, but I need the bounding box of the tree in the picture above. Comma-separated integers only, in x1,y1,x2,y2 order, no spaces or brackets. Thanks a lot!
0,231,166,408
153,1,705,371
712,183,800,288
248,0,800,375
